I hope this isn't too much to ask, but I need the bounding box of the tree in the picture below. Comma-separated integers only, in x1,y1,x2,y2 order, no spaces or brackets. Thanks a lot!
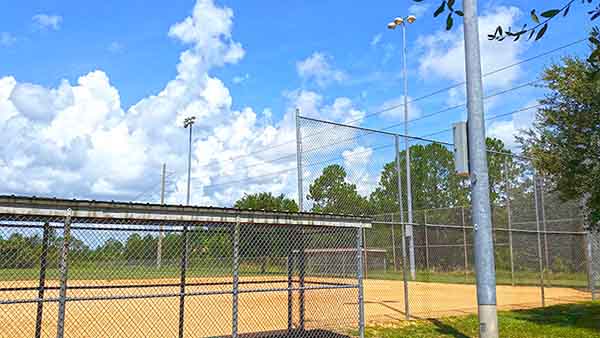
369,143,468,218
418,0,600,74
234,192,298,212
519,57,600,229
233,193,298,273
307,164,369,215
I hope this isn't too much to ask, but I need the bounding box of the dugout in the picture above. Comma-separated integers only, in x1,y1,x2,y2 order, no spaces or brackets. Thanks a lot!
0,195,370,338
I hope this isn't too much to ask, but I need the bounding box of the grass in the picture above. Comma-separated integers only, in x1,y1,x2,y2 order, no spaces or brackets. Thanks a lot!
364,302,600,338
0,262,590,290
366,270,589,288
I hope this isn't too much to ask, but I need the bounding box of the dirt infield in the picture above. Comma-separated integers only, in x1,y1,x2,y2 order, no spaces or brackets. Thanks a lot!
0,277,591,338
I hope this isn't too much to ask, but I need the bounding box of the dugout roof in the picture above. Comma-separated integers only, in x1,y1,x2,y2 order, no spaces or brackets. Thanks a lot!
0,195,372,228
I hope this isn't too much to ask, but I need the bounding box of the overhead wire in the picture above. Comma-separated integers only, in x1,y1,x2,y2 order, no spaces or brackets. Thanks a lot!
191,38,585,172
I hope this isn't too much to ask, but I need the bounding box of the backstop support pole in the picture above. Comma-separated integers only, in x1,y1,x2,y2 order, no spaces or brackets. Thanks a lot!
56,209,72,338
533,175,546,307
504,159,515,286
298,228,306,330
424,211,430,272
587,231,596,301
391,214,398,272
34,222,51,338
461,207,469,282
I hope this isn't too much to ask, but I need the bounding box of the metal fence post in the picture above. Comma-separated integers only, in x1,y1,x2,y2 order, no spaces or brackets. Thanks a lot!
533,175,546,307
539,178,551,282
461,207,469,281
363,227,368,278
504,160,515,286
356,226,365,338
424,211,430,272
391,215,397,273
178,224,189,338
395,135,410,320
56,209,72,338
232,217,240,338
298,227,306,330
287,226,294,331
587,231,596,301
35,222,51,338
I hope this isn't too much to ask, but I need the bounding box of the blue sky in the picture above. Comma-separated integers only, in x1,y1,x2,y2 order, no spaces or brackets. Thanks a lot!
0,0,593,206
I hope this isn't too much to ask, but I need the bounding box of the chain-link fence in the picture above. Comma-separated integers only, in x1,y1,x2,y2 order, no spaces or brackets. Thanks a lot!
298,115,597,324
0,196,369,338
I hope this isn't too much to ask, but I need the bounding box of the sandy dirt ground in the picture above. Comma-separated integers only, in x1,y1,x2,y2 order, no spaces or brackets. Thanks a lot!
0,277,591,338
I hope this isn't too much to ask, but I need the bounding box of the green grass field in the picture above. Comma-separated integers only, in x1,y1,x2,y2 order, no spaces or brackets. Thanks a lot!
0,262,590,290
364,302,600,338
366,269,589,288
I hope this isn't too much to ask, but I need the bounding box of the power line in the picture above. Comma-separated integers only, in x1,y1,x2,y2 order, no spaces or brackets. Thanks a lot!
201,143,394,191
418,104,543,139
380,78,543,132
191,38,584,172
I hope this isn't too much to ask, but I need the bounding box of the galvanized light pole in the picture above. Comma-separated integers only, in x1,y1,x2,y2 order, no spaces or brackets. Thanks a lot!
462,0,499,337
183,116,196,206
388,15,417,280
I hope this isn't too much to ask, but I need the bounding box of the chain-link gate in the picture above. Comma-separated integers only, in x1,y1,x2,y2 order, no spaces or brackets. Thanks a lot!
0,196,369,338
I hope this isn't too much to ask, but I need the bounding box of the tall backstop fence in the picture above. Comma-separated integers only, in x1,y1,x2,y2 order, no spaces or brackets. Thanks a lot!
0,196,369,338
298,115,598,323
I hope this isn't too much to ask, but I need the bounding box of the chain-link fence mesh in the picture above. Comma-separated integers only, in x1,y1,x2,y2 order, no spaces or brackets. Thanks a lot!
0,201,367,338
298,116,595,324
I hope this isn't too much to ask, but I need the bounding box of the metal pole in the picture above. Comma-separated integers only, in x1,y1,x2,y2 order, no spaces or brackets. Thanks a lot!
401,23,416,281
539,177,551,280
56,209,72,338
391,214,397,273
34,222,51,338
462,0,498,335
357,226,365,338
232,217,240,338
533,175,546,307
363,227,368,278
296,108,304,212
587,232,596,301
186,125,193,206
287,226,294,331
461,207,469,282
298,227,306,330
158,163,166,267
178,224,189,338
395,135,410,320
504,160,515,286
424,211,429,272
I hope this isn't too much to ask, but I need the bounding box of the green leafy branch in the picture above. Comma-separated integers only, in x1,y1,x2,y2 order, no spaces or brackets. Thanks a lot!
414,0,463,30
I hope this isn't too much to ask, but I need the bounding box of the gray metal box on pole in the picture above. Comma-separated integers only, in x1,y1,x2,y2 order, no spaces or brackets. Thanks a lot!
453,121,469,176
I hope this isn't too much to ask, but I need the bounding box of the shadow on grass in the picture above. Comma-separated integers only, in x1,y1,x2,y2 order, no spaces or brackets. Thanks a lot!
509,302,600,331
428,319,471,338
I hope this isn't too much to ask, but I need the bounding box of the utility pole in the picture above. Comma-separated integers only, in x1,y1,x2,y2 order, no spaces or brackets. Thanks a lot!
157,163,166,267
463,0,498,337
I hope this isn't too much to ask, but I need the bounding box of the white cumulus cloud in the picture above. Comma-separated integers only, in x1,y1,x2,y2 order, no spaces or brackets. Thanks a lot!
296,52,347,87
418,6,523,89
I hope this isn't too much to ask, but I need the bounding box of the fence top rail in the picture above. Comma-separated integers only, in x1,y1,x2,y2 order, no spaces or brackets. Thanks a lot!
0,195,372,228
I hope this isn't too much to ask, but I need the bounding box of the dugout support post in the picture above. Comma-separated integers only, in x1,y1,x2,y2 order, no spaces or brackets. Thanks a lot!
34,222,51,338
